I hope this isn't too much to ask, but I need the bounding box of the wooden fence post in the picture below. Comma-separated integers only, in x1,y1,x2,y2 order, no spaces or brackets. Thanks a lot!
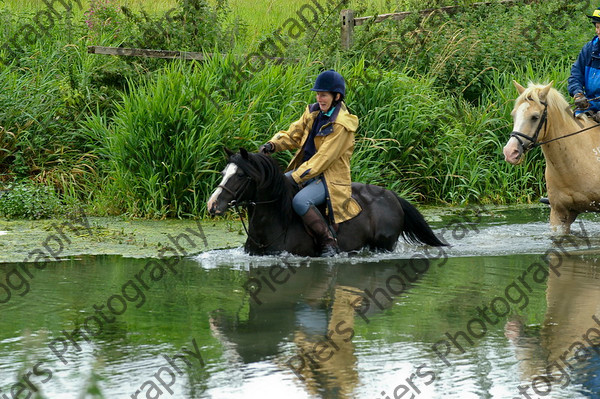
340,9,355,50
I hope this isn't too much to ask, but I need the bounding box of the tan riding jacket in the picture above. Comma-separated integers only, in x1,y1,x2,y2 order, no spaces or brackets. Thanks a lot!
268,102,362,223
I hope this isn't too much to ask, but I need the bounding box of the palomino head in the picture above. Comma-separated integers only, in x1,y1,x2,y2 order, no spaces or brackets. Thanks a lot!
503,81,556,165
206,148,292,216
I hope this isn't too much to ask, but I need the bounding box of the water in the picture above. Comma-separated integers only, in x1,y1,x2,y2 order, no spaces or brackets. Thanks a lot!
2,206,600,398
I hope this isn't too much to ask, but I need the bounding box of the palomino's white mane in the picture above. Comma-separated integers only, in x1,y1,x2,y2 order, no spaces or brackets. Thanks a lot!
514,83,589,133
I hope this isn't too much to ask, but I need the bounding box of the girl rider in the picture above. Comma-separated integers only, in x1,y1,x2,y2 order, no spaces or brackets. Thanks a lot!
259,70,361,256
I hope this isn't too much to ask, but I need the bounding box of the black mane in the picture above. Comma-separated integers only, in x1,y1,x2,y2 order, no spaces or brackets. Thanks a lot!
229,151,295,223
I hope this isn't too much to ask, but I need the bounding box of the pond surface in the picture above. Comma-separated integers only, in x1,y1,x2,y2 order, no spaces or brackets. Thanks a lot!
2,205,600,399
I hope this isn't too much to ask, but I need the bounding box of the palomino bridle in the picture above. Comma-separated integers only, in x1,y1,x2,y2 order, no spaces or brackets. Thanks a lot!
509,101,548,152
510,100,600,152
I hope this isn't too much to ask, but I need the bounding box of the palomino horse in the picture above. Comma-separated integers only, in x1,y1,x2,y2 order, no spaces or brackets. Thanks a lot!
207,148,446,256
503,81,600,234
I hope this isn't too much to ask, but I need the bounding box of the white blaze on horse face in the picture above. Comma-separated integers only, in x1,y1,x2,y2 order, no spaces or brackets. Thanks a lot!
503,102,531,165
513,102,531,133
207,163,238,214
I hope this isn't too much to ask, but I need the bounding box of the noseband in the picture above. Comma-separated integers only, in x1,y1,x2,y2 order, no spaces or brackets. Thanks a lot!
510,101,548,152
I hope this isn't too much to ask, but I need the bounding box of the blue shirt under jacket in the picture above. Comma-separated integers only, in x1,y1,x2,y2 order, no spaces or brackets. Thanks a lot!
568,36,600,112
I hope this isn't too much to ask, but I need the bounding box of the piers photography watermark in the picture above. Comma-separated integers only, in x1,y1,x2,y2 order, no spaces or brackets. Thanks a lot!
130,338,205,399
0,208,91,305
239,203,487,380
0,221,209,399
378,221,594,399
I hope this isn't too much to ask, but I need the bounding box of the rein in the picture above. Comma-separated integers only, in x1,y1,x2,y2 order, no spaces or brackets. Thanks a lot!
221,178,285,250
231,200,286,250
535,122,600,147
510,100,600,151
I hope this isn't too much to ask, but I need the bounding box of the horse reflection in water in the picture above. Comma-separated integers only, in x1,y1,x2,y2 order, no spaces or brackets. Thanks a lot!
506,251,600,395
208,258,430,397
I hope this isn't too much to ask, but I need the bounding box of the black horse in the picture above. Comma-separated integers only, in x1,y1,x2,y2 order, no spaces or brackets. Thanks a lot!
207,149,446,256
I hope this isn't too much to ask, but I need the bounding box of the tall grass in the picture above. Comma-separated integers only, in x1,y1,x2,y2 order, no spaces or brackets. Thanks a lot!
350,58,564,205
222,0,509,40
0,6,138,205
0,0,589,218
84,58,322,217
0,0,177,13
82,54,570,217
0,0,505,47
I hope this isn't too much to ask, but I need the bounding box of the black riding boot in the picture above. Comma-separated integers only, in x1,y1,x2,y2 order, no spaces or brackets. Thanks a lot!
302,206,339,257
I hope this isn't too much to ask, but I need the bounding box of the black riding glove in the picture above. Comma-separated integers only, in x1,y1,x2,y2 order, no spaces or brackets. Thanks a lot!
259,142,275,154
574,93,590,110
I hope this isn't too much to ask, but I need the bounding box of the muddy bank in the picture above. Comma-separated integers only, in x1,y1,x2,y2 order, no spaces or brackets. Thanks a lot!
0,216,246,262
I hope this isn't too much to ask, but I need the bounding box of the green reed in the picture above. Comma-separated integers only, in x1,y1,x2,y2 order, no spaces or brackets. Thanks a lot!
81,55,571,217
0,0,586,218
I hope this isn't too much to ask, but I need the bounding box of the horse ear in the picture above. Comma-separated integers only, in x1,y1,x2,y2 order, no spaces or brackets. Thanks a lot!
240,148,249,159
539,81,554,101
513,80,526,95
224,147,234,158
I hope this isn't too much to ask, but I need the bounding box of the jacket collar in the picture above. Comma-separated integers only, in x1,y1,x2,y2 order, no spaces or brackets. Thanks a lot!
307,102,357,129
592,36,600,57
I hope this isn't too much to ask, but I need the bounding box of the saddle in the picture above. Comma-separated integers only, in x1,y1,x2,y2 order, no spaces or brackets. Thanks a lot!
580,110,600,123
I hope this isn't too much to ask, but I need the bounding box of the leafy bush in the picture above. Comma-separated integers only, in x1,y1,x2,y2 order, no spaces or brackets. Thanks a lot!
85,58,323,217
0,182,61,219
83,0,246,53
0,0,590,217
346,0,592,99
85,0,123,34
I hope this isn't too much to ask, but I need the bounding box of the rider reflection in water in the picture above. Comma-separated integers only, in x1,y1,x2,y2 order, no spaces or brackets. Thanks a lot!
568,6,600,122
259,70,361,257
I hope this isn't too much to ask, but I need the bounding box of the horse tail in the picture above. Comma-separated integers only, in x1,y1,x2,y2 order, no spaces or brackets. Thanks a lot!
395,195,447,247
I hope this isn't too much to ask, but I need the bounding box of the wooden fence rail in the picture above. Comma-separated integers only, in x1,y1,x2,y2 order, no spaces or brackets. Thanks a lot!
88,46,210,60
340,0,532,50
87,46,298,63
88,1,533,60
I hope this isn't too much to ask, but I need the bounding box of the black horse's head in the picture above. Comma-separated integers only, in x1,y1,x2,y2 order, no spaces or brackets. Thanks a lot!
207,148,292,217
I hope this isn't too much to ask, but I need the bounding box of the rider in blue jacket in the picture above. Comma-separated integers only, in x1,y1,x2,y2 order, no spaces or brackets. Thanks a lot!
568,6,600,120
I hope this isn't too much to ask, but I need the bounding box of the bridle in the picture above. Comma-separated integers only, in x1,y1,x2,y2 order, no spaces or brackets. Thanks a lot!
218,174,284,249
217,176,251,208
218,175,278,209
510,100,600,152
509,100,548,152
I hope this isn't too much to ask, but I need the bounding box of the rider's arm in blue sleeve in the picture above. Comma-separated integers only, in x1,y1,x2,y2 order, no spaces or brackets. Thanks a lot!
568,42,592,97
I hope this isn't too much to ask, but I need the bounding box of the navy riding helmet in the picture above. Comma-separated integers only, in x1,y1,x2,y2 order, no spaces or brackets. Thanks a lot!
311,70,346,100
